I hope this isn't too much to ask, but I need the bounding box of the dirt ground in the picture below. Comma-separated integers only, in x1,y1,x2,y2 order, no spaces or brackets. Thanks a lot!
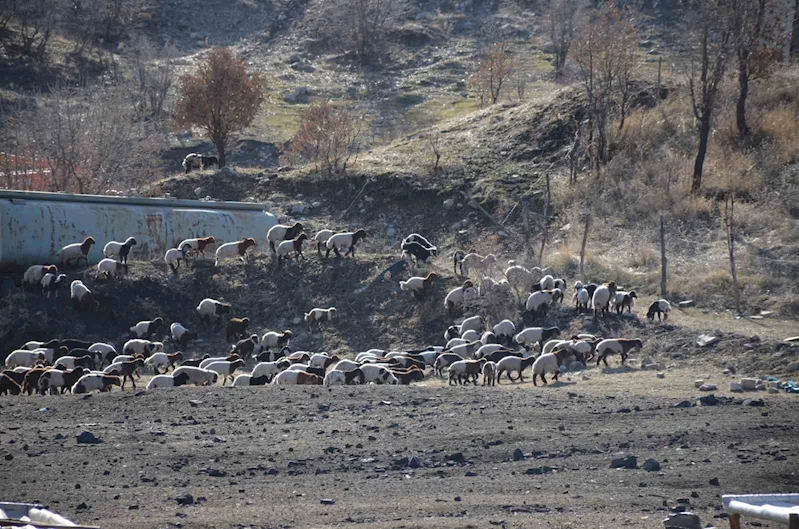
1,366,797,529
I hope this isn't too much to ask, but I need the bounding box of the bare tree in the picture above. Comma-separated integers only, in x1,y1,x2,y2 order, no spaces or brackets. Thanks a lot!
173,48,267,167
470,42,515,107
572,4,637,166
687,0,733,193
723,192,740,312
549,0,582,79
16,0,57,61
290,99,364,175
129,36,176,120
579,213,591,283
322,0,400,66
427,131,442,173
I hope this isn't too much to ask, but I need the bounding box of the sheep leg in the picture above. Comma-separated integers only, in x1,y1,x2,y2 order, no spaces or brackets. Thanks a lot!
553,371,559,382
602,356,609,368
532,374,538,386
298,250,306,260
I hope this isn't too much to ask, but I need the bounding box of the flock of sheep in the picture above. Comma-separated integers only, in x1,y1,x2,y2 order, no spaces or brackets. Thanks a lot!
4,224,673,397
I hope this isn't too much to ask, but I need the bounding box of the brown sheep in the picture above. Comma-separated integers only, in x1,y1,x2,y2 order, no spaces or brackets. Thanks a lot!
391,366,426,385
0,372,22,395
231,334,260,361
118,358,145,390
226,317,250,342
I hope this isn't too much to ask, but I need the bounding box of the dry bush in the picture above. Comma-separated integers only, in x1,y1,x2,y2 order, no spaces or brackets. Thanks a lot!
173,48,267,167
128,35,176,120
289,100,364,175
548,0,583,79
318,0,402,65
469,42,515,107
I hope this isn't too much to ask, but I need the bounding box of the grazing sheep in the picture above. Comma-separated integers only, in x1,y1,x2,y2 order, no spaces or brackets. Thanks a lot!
165,247,188,274
595,338,643,367
444,326,461,341
225,317,250,342
111,358,145,389
480,331,498,345
537,274,555,291
179,353,210,368
573,282,590,312
325,229,367,258
309,353,339,370
41,272,68,298
444,281,478,315
200,155,218,169
460,252,497,278
402,233,436,250
70,280,98,312
231,334,261,361
276,233,308,263
492,320,516,344
391,366,426,385
459,315,483,335
482,349,521,364
53,354,96,371
554,338,601,364
448,359,486,385
474,343,511,360
261,330,292,350
482,361,497,386
199,354,241,370
88,343,116,365
399,272,439,299
96,258,128,280
145,352,183,374
179,236,216,257
525,289,561,314
433,352,464,377
267,222,304,253
231,374,263,387
39,368,90,394
358,364,399,385
610,290,637,314
323,370,347,387
496,355,537,383
591,282,617,319
304,307,337,326
58,237,95,267
146,372,191,390
182,153,202,173
21,340,48,350
215,238,257,266
130,317,164,340
103,237,137,264
0,372,22,395
4,350,46,369
448,340,482,360
122,339,162,356
647,299,671,321
205,359,246,385
314,229,335,255
503,265,535,297
23,264,58,291
72,374,121,394
514,327,561,350
401,240,437,265
255,346,291,363
252,359,291,382
170,322,196,348
272,370,323,385
196,298,232,322
171,366,219,386
531,352,563,386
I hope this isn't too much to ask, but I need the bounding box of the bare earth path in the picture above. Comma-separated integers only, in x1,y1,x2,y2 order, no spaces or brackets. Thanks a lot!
1,367,797,529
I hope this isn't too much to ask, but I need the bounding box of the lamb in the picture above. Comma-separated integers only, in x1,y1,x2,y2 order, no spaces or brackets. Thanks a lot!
304,307,337,326
130,317,164,340
591,282,617,319
313,229,335,255
399,272,439,299
0,372,22,395
401,240,437,265
225,317,250,342
70,280,98,312
358,364,399,385
595,338,643,367
261,330,292,350
573,282,590,312
514,327,561,350
205,359,246,385
196,298,232,322
38,368,89,394
170,322,196,348
525,289,562,314
41,272,68,297
171,366,219,386
537,274,555,291
459,315,483,335
448,359,486,385
103,237,137,264
481,361,497,386
71,373,121,394
647,299,671,321
496,355,537,383
325,229,367,258
231,334,261,361
96,258,128,280
23,264,58,291
554,338,602,364
122,339,163,356
492,320,516,344
179,236,216,257
433,352,464,377
114,358,145,389
276,233,308,263
53,354,96,371
444,281,478,315
251,359,290,382
146,372,191,390
460,252,497,278
503,264,536,297
144,352,183,374
58,237,95,267
215,238,257,266
4,350,46,369
272,370,323,385
182,153,203,173
267,222,304,253
164,247,188,273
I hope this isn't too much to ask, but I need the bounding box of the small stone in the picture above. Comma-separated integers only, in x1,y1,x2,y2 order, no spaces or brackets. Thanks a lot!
408,457,422,468
698,394,720,406
699,384,717,392
740,378,758,391
454,496,462,502
657,372,665,379
643,459,661,472
465,471,478,477
610,455,638,469
696,335,719,347
709,477,720,486
320,498,335,505
729,382,742,392
175,494,194,506
447,452,466,464
663,511,702,529
3,454,12,461
673,400,692,408
512,448,524,461
76,431,102,444
694,380,705,388
75,502,88,511
443,198,455,209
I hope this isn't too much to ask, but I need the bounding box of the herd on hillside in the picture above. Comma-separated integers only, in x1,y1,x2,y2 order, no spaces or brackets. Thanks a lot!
3,220,674,397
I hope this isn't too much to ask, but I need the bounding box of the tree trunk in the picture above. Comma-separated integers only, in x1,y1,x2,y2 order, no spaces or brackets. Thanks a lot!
736,60,750,138
580,214,591,283
539,171,551,263
659,214,667,297
792,0,799,59
725,194,740,313
692,114,711,193
216,140,226,167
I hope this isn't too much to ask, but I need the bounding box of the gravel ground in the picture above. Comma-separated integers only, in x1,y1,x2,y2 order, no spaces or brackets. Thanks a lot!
1,366,797,529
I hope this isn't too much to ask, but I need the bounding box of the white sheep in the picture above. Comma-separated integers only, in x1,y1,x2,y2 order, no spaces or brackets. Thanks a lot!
170,322,192,345
96,258,128,280
538,274,555,291
40,272,67,298
70,279,98,312
542,339,569,355
215,238,257,266
178,236,216,257
267,223,304,253
480,331,498,345
251,360,288,381
460,252,497,277
58,237,95,267
514,327,562,349
22,340,46,350
304,308,337,325
492,319,516,340
595,338,643,367
474,343,507,359
204,359,245,385
459,315,483,335
332,359,360,372
448,340,481,359
164,247,187,273
647,299,671,321
103,237,137,260
460,329,481,342
496,355,537,382
129,318,163,339
503,265,535,297
71,373,120,394
325,229,367,258
358,364,399,385
324,370,347,386
146,374,188,390
271,370,322,385
123,339,163,355
313,229,335,255
4,350,45,369
171,366,219,386
525,289,561,313
482,361,497,386
196,298,232,321
591,283,616,318
532,353,561,385
199,356,233,370
261,330,292,349
144,353,174,374
446,337,468,349
23,264,58,290
573,284,590,312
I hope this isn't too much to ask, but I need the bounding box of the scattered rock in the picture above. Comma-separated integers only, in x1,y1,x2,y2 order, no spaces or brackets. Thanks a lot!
3,453,13,461
709,477,720,486
678,300,695,308
673,400,693,408
698,394,720,406
657,372,665,379
408,456,422,469
465,471,478,477
610,455,638,469
730,382,742,392
283,87,311,104
694,380,705,388
446,452,466,464
643,459,661,472
442,198,455,209
512,448,524,461
525,466,554,475
740,378,758,391
320,498,335,505
743,398,765,407
699,384,717,392
696,335,719,347
663,511,702,529
175,494,194,506
76,431,102,445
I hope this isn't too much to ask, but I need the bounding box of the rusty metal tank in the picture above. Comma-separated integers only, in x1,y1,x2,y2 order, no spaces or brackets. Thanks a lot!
0,190,278,269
